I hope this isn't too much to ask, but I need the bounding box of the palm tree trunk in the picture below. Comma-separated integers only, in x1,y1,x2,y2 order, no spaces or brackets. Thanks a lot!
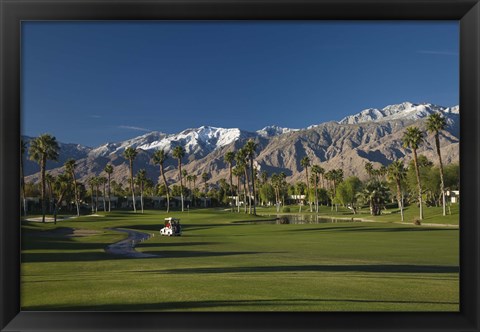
236,176,241,213
307,170,312,213
229,165,234,212
435,133,446,216
41,158,46,222
107,174,111,212
95,185,99,213
244,168,251,214
160,164,170,213
314,174,319,213
103,182,107,212
140,183,144,214
243,176,247,214
130,160,136,212
178,161,184,212
70,170,80,217
396,179,404,222
413,149,424,220
250,159,256,215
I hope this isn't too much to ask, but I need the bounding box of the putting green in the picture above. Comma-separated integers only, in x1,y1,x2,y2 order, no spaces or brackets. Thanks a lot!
21,208,459,311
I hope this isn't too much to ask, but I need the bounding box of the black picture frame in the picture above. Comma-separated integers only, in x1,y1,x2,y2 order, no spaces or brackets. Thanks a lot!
1,0,479,331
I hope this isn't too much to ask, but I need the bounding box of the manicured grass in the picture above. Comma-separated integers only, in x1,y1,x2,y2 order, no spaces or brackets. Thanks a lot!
21,209,459,311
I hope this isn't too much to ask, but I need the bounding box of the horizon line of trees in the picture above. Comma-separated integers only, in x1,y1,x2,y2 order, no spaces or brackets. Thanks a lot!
21,113,458,223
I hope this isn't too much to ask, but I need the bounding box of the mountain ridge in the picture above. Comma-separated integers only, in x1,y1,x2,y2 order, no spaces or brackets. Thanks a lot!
24,102,460,185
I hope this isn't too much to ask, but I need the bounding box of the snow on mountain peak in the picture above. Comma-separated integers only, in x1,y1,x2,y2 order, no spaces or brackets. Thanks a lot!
338,102,459,125
257,125,298,137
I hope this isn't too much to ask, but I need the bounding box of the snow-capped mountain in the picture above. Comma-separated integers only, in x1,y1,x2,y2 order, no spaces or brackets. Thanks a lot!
89,126,252,159
24,102,460,184
339,102,459,125
256,125,299,137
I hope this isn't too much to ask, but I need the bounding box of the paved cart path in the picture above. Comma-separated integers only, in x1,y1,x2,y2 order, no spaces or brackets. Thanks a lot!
105,228,158,258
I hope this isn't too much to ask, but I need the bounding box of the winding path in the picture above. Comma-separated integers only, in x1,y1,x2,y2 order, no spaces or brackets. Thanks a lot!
105,228,159,258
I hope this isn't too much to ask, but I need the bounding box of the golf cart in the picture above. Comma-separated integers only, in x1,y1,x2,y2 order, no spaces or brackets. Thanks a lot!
160,217,182,236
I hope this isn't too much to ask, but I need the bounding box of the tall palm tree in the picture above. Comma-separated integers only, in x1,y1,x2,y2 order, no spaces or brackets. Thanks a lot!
172,146,186,212
136,169,147,214
224,151,236,212
123,147,138,212
29,134,59,222
300,156,312,212
427,112,448,216
186,174,194,205
387,160,407,222
20,139,27,216
45,173,55,214
244,140,258,215
64,159,80,216
317,166,325,190
232,166,242,212
104,164,114,212
236,148,250,213
192,174,198,207
202,172,209,208
403,126,424,220
88,177,97,213
152,149,170,213
311,165,321,213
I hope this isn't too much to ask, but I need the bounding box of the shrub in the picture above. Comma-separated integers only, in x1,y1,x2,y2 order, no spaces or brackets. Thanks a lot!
282,207,291,213
413,218,422,226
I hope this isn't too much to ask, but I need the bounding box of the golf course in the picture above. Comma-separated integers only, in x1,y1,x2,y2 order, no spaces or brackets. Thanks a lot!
21,205,459,312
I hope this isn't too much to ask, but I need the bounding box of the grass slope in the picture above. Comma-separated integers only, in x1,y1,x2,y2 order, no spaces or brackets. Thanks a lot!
21,208,459,311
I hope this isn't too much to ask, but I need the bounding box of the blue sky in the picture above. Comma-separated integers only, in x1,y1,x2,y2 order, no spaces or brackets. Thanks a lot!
22,21,459,147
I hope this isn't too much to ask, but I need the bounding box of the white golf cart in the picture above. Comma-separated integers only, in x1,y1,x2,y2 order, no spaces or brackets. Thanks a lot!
160,217,182,236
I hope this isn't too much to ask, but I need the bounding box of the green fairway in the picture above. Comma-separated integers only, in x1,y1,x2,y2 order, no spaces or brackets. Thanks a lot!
21,209,459,311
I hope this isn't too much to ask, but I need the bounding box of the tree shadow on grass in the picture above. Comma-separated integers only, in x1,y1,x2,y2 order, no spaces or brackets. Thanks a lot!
284,226,454,233
21,249,260,263
141,264,459,275
23,297,459,311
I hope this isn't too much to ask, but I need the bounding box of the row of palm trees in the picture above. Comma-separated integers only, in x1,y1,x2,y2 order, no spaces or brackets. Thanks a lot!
23,113,450,222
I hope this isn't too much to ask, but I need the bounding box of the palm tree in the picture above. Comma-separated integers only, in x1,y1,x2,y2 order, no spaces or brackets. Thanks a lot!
64,159,80,216
403,126,424,220
300,156,312,212
104,164,114,212
365,162,374,180
358,181,390,216
192,174,198,207
244,140,258,215
123,147,138,212
52,173,71,224
236,148,250,213
152,149,170,213
45,173,55,213
224,151,236,212
427,112,448,216
232,166,242,212
88,177,97,213
136,169,147,214
186,174,194,205
172,146,186,212
97,176,107,212
20,139,27,216
29,134,59,222
311,165,321,213
202,172,209,208
387,160,407,222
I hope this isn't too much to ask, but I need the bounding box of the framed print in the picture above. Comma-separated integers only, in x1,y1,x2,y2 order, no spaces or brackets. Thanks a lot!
1,0,479,331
